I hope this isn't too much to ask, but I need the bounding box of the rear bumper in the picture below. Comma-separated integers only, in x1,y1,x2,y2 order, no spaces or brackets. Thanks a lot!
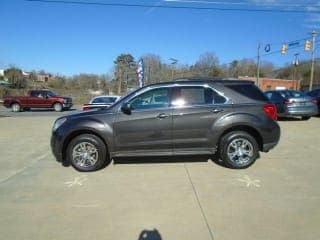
282,106,318,117
263,142,278,152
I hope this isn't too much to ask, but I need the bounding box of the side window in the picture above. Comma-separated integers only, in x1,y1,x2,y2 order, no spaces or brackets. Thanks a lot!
30,91,39,97
265,92,272,99
172,86,226,106
271,93,282,101
129,88,170,110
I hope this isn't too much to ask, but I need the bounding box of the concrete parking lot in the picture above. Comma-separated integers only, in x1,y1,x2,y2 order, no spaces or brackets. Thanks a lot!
0,109,319,240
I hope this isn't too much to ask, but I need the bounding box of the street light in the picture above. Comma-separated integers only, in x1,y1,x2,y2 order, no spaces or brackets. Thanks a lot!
169,58,178,80
292,53,299,90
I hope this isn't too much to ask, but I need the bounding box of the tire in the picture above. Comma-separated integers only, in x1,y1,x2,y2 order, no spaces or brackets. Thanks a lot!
53,103,63,112
67,134,108,172
11,103,21,112
301,116,311,120
219,131,259,169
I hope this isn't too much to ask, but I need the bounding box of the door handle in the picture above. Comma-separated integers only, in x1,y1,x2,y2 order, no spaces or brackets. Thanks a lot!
157,113,170,119
211,108,223,113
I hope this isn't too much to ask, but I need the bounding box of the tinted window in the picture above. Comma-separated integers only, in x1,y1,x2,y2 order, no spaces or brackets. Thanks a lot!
30,91,39,97
279,90,306,98
92,97,117,104
172,86,226,106
129,88,170,110
227,84,268,101
268,92,283,101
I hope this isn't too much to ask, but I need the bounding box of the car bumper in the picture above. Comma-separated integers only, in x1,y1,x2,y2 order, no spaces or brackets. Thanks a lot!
284,105,318,117
51,131,63,162
263,141,278,152
63,103,73,109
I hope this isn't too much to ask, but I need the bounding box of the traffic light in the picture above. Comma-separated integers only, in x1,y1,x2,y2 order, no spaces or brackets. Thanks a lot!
281,44,288,55
305,40,311,51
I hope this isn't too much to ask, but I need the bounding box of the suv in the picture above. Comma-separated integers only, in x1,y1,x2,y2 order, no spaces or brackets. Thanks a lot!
51,79,280,171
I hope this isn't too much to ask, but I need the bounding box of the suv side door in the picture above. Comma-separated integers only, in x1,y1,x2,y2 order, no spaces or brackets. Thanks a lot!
113,87,173,156
171,85,230,154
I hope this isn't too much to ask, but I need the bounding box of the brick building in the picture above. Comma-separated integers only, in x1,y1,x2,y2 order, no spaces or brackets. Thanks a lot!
238,76,301,91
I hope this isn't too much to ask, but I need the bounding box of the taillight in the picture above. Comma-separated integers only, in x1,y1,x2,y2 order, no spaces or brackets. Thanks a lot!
263,104,277,121
82,106,90,111
311,98,318,105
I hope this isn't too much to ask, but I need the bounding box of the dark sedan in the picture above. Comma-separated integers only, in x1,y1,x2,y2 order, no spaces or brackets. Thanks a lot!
265,90,318,120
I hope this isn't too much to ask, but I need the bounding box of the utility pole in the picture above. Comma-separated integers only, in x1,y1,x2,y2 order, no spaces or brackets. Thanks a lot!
256,41,261,88
309,30,318,91
117,63,122,95
292,53,299,90
169,58,178,80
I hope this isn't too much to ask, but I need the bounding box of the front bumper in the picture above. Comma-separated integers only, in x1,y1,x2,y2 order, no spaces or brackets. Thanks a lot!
63,103,73,109
51,131,63,162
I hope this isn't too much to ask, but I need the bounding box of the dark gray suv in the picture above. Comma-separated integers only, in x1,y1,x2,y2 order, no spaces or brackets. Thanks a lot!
51,79,280,171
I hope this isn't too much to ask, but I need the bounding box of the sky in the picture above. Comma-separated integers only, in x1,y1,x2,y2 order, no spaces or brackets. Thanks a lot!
1,0,320,76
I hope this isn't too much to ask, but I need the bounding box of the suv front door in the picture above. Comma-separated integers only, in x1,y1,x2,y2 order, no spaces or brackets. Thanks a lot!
113,87,173,156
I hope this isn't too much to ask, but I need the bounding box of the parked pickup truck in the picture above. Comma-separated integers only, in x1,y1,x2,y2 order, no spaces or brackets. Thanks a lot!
2,89,73,112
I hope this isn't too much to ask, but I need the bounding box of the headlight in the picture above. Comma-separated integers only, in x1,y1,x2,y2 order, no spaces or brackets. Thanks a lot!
52,117,67,132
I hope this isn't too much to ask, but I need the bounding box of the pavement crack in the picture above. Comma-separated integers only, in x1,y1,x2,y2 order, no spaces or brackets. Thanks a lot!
183,163,215,240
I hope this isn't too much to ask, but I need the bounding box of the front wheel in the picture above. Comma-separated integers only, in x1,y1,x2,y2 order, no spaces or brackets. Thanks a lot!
67,134,108,172
53,103,63,112
219,131,259,169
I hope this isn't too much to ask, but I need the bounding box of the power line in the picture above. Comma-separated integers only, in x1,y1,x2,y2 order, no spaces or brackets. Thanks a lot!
164,0,317,9
25,0,320,14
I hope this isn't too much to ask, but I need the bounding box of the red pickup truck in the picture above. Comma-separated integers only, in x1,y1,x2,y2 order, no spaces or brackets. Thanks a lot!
2,89,73,112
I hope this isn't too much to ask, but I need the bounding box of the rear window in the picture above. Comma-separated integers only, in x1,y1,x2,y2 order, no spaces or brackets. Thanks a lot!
226,84,268,102
279,90,306,98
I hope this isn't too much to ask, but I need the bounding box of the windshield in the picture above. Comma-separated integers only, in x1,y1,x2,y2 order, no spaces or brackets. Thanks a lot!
47,90,58,97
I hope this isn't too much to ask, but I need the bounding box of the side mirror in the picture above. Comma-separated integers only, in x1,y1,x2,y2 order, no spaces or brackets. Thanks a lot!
121,102,131,115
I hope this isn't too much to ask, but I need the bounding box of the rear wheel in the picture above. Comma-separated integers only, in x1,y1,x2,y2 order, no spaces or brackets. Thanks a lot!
219,131,259,169
67,134,108,172
53,103,63,112
11,103,21,112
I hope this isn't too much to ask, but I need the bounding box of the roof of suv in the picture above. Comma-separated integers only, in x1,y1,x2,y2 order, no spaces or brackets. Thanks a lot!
147,78,254,87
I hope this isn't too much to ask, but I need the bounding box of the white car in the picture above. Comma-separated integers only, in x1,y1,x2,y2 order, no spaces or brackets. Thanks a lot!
82,95,121,111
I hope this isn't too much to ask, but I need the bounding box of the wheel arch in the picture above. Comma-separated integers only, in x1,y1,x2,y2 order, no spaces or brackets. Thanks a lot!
62,129,109,162
218,125,263,151
10,101,21,107
51,101,63,108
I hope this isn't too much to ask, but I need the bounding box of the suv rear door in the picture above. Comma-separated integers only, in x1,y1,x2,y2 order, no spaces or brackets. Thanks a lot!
171,85,231,154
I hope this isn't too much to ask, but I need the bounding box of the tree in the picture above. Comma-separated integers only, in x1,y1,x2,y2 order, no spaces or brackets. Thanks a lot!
192,52,220,77
4,67,26,88
114,53,136,94
141,54,163,84
48,75,67,89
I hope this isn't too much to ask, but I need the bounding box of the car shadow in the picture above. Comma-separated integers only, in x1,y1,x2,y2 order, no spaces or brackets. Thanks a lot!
278,116,304,121
24,108,78,112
